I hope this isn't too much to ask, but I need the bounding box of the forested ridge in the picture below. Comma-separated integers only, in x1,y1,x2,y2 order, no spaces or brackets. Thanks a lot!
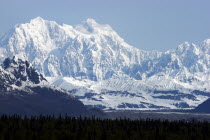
0,115,210,140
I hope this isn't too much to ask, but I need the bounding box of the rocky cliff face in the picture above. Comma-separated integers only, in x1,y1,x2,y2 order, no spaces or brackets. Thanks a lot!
0,57,89,116
0,56,46,92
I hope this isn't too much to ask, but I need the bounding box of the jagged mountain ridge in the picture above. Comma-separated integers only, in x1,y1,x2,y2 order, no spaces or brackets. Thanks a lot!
0,17,161,80
0,56,47,92
0,57,89,115
0,17,210,110
0,17,209,84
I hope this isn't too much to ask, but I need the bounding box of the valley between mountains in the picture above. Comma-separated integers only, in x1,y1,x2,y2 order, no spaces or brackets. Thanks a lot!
0,17,210,110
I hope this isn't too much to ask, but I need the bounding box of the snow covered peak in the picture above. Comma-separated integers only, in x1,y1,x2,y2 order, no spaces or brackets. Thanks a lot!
0,57,47,92
203,39,210,45
85,18,98,26
28,17,59,29
27,16,59,29
74,18,114,34
175,41,200,55
30,16,45,24
177,42,190,51
2,56,47,85
201,39,210,54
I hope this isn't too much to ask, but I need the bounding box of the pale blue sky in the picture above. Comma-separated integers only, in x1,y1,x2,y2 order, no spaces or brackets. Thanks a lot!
0,0,209,51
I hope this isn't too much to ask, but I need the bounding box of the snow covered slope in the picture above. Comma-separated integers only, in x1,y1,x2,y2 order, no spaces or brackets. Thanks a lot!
0,17,161,80
0,57,88,115
0,17,210,110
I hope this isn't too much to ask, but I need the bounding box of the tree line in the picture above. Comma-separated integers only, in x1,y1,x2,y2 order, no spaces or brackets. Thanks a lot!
0,115,209,140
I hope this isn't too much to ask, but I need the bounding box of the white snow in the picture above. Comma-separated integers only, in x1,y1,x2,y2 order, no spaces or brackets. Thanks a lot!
0,17,210,110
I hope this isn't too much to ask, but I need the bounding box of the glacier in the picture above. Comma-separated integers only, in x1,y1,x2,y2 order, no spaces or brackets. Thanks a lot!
0,17,210,110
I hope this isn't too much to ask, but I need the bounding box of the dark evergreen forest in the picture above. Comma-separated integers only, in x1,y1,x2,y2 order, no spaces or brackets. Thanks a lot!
0,115,210,140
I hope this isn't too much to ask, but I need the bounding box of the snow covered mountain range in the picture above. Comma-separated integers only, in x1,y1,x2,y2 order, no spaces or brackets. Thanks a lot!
0,17,210,110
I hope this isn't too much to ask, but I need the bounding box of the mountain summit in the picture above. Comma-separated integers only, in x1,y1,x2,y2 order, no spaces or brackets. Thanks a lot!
0,56,46,91
0,56,89,116
0,17,159,80
0,17,210,110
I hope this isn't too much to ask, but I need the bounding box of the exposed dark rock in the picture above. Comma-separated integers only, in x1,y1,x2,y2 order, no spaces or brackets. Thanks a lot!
193,98,210,113
0,57,104,116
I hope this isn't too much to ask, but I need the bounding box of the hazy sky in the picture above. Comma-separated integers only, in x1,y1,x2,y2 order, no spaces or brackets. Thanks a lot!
0,0,209,51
